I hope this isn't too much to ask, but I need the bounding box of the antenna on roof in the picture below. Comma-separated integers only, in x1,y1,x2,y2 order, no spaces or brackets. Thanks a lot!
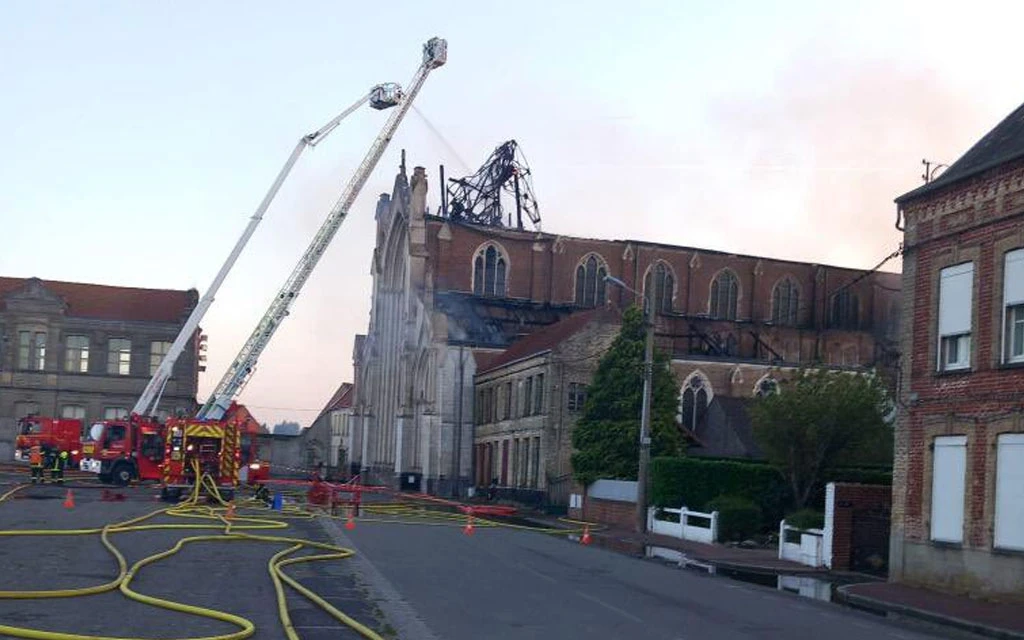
922,158,948,184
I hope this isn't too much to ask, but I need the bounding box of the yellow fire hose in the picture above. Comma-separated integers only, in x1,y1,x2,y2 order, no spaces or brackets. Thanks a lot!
0,468,603,640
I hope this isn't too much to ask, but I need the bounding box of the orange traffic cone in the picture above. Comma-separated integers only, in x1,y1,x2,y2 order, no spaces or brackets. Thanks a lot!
463,514,475,536
225,502,236,520
580,525,592,545
63,489,75,509
345,507,356,531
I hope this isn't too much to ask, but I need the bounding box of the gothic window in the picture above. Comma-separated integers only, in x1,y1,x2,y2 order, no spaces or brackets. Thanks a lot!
473,244,507,297
678,373,712,434
830,290,860,329
772,278,799,326
710,269,739,320
643,262,674,314
574,254,608,308
754,376,779,398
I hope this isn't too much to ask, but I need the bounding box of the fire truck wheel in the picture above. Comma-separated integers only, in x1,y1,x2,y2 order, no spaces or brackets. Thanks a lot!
111,463,133,487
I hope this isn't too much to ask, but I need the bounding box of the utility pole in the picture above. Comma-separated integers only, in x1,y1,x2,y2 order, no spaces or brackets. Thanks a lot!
604,274,655,534
637,298,654,534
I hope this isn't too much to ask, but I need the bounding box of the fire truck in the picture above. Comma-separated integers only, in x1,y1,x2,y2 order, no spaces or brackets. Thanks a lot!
160,413,243,502
79,403,269,487
14,416,84,465
80,416,165,485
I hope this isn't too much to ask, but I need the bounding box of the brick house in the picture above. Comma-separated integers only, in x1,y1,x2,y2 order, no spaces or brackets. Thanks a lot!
302,382,356,477
891,102,1024,599
353,150,901,496
473,309,620,503
0,276,201,460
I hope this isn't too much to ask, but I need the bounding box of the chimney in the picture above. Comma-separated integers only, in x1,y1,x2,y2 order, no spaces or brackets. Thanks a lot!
410,166,428,219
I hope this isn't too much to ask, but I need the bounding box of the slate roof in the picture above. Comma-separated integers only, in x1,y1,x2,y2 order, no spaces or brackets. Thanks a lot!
478,308,619,374
312,382,353,426
0,277,196,323
897,100,1024,204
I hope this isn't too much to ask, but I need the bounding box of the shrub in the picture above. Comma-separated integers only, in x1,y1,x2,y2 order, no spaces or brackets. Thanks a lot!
785,508,824,531
706,495,763,542
650,457,791,526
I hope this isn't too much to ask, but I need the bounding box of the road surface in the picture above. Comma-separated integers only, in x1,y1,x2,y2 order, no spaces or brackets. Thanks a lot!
331,515,950,640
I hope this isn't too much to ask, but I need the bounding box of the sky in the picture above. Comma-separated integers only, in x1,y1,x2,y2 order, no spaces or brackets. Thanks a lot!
2,1,1022,428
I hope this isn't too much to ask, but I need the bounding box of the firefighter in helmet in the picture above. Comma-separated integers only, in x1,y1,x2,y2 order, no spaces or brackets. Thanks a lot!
28,443,43,484
51,448,69,484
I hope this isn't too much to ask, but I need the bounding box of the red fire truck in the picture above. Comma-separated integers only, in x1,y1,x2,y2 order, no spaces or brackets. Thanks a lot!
79,416,166,485
160,413,246,502
79,403,269,488
14,417,84,465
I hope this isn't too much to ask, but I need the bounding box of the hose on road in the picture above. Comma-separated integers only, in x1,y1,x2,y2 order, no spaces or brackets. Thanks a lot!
0,470,383,640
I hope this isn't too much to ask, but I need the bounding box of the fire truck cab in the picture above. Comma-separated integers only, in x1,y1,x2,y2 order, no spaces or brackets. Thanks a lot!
161,418,241,502
79,417,165,485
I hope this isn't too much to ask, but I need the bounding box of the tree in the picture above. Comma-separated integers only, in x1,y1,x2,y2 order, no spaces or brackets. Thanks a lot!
750,367,893,509
571,306,683,486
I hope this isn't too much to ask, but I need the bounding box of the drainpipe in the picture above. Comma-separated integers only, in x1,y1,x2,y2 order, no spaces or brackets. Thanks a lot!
452,345,465,497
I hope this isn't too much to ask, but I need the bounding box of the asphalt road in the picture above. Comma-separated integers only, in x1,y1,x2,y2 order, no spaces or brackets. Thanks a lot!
0,475,388,640
330,515,951,640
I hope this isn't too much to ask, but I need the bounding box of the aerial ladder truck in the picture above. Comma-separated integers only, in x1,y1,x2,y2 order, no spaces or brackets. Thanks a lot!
158,37,447,500
77,69,413,486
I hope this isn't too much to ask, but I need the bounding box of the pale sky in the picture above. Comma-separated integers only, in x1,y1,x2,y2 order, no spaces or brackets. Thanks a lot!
2,1,1022,427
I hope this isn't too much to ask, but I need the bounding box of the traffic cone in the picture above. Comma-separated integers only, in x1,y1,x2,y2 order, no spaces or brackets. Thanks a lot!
345,507,356,531
580,525,591,545
463,514,475,536
63,489,75,509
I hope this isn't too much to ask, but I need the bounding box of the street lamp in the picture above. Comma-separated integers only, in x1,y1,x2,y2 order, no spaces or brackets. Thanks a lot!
604,275,653,534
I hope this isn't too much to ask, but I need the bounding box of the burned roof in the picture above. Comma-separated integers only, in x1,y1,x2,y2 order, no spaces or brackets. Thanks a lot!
478,308,619,374
434,291,577,350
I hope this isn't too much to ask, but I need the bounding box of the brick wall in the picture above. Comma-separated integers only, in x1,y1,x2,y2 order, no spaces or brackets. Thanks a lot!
583,496,636,530
829,483,892,572
892,153,1024,598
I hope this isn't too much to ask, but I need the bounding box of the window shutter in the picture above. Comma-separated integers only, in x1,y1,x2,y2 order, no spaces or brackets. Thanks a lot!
938,263,973,336
1004,250,1024,307
931,435,967,543
995,433,1024,551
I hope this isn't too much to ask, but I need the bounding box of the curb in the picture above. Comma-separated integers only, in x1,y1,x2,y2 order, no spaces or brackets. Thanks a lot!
836,585,1024,640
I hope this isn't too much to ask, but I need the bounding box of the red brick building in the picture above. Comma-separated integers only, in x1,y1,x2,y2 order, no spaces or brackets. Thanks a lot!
891,103,1024,599
352,155,901,496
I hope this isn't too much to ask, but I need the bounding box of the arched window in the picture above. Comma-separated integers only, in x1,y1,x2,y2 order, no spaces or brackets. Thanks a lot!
643,262,674,314
753,375,779,398
574,254,607,308
473,244,507,297
830,290,859,329
678,373,713,434
772,278,799,326
710,270,739,320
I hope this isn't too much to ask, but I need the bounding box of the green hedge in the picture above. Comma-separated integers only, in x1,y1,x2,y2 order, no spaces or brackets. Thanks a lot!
707,495,763,542
650,457,791,525
650,456,892,527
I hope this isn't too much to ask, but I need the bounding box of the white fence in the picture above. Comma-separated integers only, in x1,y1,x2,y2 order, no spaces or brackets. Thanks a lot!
778,520,825,567
648,506,719,544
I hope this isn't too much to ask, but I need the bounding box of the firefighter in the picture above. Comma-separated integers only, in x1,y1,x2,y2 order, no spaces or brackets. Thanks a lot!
28,443,43,484
51,449,68,484
254,483,271,506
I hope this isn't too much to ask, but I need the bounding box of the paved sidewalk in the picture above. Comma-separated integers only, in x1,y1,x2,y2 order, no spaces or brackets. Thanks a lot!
840,582,1024,639
516,512,822,573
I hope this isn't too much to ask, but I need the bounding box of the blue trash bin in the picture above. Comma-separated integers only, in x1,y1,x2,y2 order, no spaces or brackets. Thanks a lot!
272,493,283,511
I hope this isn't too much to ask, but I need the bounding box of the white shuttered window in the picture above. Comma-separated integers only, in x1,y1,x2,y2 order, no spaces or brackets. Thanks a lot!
995,434,1024,551
938,263,974,371
1003,250,1024,363
931,436,967,543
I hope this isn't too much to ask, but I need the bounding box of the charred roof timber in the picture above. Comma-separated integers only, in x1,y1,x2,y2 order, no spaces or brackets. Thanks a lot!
444,140,541,231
